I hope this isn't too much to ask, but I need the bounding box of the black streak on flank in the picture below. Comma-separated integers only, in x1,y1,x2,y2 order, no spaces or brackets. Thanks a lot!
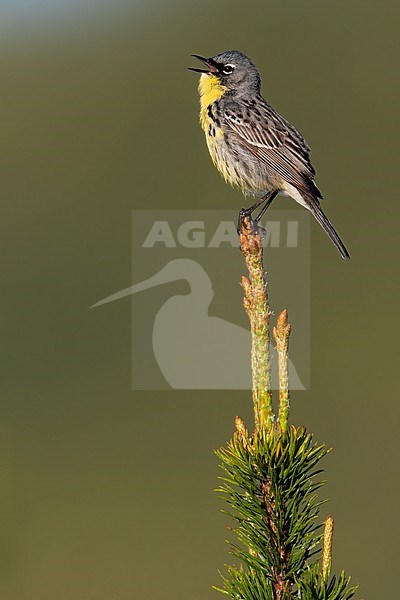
242,162,251,176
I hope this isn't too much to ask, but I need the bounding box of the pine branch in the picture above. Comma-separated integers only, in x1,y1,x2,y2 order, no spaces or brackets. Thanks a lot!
322,516,334,580
239,216,273,431
272,309,291,435
214,217,358,600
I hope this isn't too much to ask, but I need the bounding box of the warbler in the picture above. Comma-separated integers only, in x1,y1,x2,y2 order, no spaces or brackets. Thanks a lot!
189,50,350,259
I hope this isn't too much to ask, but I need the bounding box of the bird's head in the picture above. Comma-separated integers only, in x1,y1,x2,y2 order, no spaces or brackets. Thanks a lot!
189,50,261,94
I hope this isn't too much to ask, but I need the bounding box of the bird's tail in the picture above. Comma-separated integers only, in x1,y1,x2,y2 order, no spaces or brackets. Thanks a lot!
305,196,350,259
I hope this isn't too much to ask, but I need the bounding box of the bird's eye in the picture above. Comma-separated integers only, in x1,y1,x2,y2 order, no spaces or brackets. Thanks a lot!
222,64,235,75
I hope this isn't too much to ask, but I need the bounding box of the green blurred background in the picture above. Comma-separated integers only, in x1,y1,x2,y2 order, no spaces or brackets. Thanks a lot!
0,0,398,597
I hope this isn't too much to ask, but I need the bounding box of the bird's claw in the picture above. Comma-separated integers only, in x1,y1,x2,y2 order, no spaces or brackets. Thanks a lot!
237,208,265,237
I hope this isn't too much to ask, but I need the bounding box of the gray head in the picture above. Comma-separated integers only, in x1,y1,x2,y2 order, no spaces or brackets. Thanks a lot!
189,50,261,94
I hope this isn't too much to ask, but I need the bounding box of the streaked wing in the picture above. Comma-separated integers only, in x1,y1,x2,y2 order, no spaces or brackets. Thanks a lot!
222,97,319,195
223,104,286,148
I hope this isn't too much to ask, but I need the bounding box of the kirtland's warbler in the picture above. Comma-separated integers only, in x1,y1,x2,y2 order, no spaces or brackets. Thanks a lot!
189,50,350,259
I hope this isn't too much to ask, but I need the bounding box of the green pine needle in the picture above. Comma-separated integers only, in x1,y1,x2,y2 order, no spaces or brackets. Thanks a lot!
215,426,357,599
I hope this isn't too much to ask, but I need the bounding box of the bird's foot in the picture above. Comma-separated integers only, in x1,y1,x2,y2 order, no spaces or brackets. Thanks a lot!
237,207,265,237
237,207,257,235
237,191,277,237
257,223,267,238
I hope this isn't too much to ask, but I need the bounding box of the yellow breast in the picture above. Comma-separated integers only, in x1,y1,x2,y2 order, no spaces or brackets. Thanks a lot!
198,74,227,131
197,74,233,184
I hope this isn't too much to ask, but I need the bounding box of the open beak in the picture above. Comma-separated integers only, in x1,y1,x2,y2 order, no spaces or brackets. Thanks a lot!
188,54,218,74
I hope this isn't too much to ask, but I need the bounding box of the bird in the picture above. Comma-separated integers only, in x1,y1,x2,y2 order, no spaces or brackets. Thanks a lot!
189,50,350,259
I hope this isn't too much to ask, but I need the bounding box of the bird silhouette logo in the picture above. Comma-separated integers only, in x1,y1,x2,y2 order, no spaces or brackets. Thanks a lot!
91,258,305,390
